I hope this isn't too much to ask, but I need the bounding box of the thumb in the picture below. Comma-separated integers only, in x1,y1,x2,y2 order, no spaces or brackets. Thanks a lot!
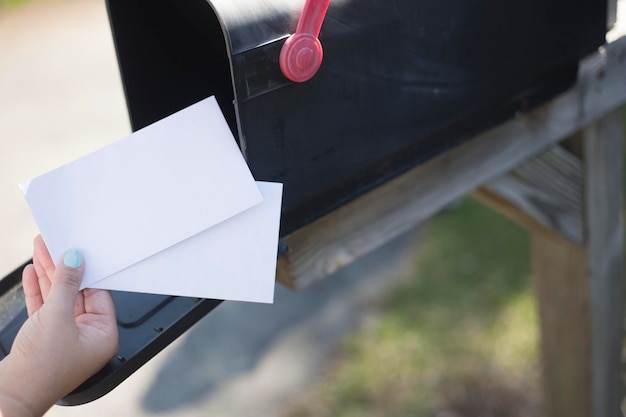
46,249,84,316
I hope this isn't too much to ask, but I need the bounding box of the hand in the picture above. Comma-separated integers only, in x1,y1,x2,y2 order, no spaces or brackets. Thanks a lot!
0,236,118,417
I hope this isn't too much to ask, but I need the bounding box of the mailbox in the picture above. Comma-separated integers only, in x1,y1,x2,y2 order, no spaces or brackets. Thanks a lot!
0,0,608,405
107,0,606,235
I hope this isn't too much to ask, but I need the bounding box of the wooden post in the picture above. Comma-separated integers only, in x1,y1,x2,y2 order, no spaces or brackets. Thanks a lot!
480,109,624,417
533,109,624,417
583,109,624,417
532,232,592,417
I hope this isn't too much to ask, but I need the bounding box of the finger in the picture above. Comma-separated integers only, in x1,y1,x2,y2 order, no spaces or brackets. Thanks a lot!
34,235,55,278
46,249,84,318
22,264,43,316
33,254,52,301
82,288,117,327
78,288,119,366
33,235,55,300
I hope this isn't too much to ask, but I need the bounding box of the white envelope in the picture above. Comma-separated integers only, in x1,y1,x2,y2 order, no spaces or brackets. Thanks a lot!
91,182,282,303
20,96,270,298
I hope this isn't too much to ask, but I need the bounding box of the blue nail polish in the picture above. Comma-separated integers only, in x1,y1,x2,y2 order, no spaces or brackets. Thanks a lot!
63,249,83,268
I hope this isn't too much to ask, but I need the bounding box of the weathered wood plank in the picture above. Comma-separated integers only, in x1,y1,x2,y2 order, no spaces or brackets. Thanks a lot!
531,232,592,417
473,185,579,246
583,109,624,417
476,145,584,244
277,36,626,289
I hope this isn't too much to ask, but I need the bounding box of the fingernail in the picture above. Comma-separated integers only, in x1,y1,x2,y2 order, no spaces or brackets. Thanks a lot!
63,249,83,268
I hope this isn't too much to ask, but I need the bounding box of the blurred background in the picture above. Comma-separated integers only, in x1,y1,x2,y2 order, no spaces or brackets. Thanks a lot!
0,0,624,416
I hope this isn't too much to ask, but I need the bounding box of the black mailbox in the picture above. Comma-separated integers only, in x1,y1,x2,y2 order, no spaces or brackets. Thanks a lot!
0,0,608,405
107,0,606,235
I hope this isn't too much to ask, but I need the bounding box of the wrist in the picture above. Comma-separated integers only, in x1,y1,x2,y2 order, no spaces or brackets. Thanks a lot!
0,355,54,417
0,390,36,417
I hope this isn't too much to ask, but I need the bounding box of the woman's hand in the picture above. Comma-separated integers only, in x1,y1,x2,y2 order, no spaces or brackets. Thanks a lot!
0,235,118,417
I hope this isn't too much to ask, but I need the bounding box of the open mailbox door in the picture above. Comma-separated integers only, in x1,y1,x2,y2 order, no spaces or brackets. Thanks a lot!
0,0,607,405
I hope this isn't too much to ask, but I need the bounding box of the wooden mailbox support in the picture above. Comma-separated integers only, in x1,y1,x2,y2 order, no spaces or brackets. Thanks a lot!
277,36,626,416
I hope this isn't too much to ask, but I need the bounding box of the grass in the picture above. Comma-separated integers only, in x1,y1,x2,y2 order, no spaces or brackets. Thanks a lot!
284,198,540,417
0,0,39,8
0,0,25,6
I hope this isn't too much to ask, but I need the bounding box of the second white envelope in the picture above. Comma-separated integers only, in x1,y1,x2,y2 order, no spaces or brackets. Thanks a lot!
90,182,283,303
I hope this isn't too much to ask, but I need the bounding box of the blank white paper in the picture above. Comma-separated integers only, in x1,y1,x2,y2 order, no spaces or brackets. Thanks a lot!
20,96,262,288
91,182,282,303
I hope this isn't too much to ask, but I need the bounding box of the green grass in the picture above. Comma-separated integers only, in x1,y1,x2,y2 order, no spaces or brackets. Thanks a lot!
0,0,36,8
285,199,539,417
0,0,24,6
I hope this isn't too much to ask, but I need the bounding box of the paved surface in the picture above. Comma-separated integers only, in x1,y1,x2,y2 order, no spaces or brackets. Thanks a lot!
0,0,129,277
0,1,420,415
